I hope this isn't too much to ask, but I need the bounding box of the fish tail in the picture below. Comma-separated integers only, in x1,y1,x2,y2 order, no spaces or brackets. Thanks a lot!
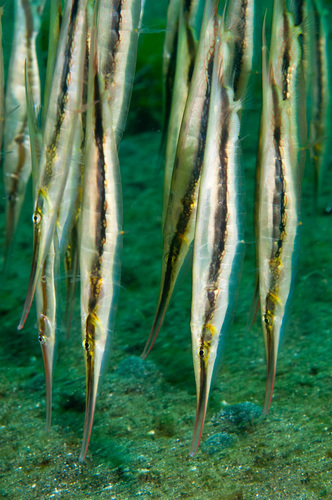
190,373,209,457
141,289,168,359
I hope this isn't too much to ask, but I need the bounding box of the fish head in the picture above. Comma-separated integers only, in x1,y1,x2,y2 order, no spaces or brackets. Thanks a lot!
18,188,54,329
190,321,219,456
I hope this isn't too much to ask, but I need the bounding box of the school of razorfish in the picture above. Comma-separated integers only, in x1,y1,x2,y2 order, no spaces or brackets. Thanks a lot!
0,0,329,461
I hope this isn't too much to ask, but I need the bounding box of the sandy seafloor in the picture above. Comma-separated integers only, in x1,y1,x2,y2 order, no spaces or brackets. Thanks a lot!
0,1,331,498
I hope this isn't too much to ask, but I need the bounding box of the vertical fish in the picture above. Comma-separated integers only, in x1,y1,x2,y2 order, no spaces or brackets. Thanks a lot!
269,0,305,177
142,0,219,358
190,24,244,455
256,10,301,414
225,0,254,101
36,241,56,430
160,0,181,155
97,0,142,145
26,63,56,430
3,0,45,265
18,0,87,330
42,0,62,125
162,0,204,226
79,14,122,461
310,0,329,202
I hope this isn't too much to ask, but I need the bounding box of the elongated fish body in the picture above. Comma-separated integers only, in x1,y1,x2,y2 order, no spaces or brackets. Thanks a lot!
256,19,300,414
162,0,204,226
56,118,83,256
18,0,87,330
310,0,329,200
161,0,181,154
35,240,56,430
142,0,219,358
79,28,123,462
3,0,44,263
190,31,244,456
97,0,142,145
225,0,254,100
42,0,62,126
0,8,4,158
271,1,305,177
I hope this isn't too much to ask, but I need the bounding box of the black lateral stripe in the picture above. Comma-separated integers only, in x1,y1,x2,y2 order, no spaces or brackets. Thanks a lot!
232,0,249,97
45,0,80,184
162,19,179,144
103,0,122,83
281,12,290,101
271,84,286,260
204,86,230,324
21,0,33,39
161,39,216,306
88,74,107,313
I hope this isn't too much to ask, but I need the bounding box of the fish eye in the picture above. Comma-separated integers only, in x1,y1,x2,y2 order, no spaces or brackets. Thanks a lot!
32,212,42,224
263,313,272,326
38,334,45,344
84,339,90,351
198,347,207,358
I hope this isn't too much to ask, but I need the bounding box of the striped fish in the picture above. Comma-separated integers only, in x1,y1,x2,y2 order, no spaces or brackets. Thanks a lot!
79,16,123,462
97,0,142,145
225,0,254,101
25,61,57,431
36,241,56,430
310,0,329,202
190,22,244,455
256,11,301,414
142,0,219,358
162,0,204,226
42,0,62,126
18,0,88,330
160,0,181,156
3,0,45,265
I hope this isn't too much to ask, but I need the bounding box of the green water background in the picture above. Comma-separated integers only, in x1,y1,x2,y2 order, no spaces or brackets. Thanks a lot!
0,0,331,498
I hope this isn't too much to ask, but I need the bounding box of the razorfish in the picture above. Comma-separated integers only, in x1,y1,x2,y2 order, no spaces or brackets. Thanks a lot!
225,0,254,101
3,0,45,265
23,62,57,431
97,0,142,146
62,24,92,338
160,0,181,155
18,0,87,330
190,22,244,455
42,0,62,126
310,0,329,202
271,0,306,178
35,241,56,430
256,11,301,414
162,0,204,226
79,17,122,462
142,0,219,358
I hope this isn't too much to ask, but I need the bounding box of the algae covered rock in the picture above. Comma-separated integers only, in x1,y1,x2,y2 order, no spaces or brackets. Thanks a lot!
211,402,262,433
202,432,236,456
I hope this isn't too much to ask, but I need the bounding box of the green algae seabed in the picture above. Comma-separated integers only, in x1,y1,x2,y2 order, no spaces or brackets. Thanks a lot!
0,1,331,498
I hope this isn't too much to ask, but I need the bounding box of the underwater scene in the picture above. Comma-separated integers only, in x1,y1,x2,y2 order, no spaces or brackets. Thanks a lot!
0,0,331,498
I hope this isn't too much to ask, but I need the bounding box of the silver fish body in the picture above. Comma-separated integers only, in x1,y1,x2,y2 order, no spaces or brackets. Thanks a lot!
79,23,123,461
18,0,88,329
